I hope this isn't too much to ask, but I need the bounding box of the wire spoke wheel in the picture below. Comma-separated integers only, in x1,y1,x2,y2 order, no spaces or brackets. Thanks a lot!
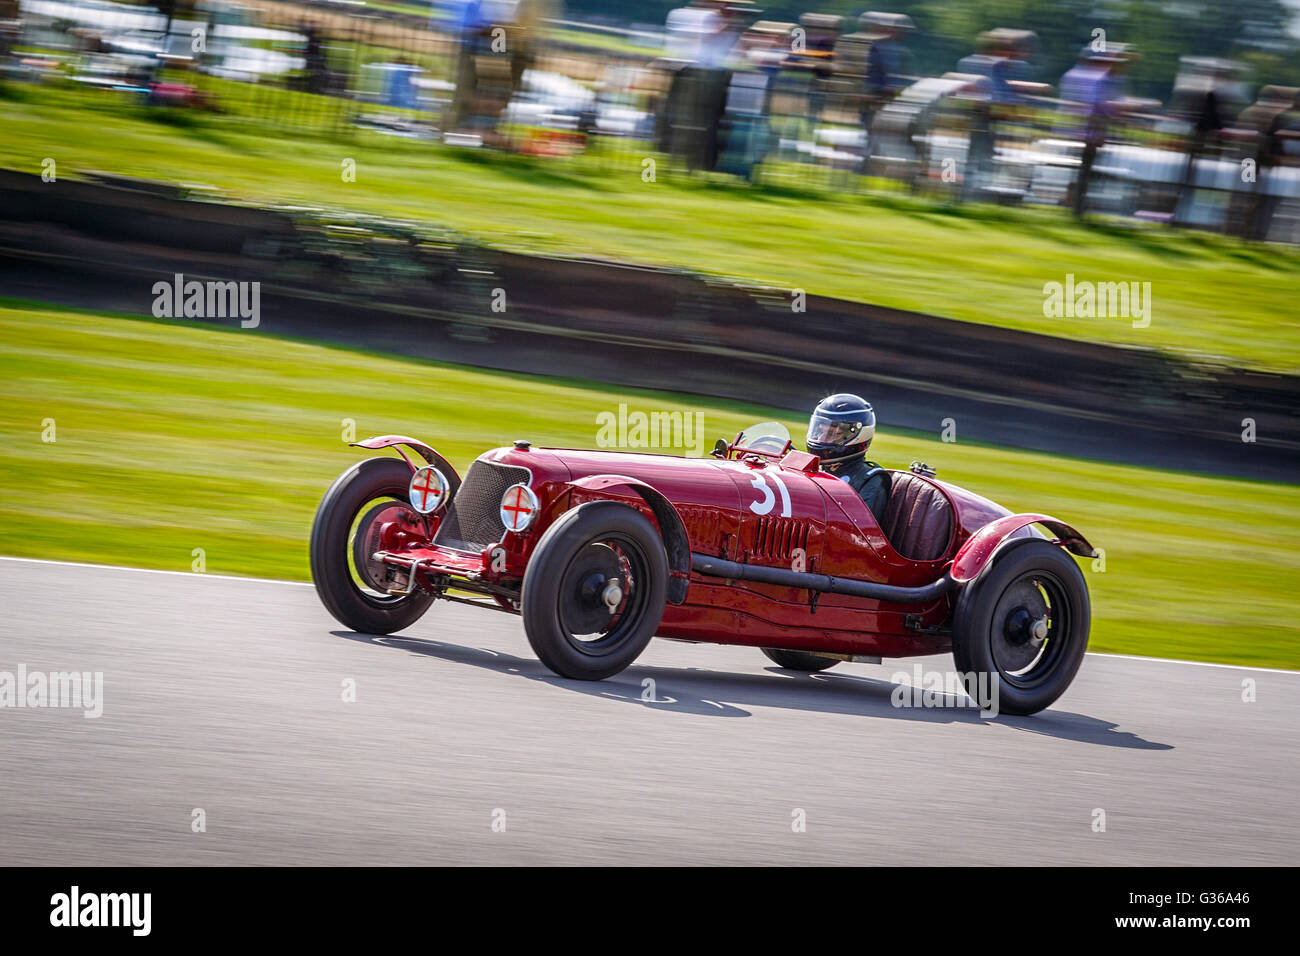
310,457,437,635
952,539,1091,715
989,571,1070,686
522,502,668,681
556,538,651,654
347,498,412,604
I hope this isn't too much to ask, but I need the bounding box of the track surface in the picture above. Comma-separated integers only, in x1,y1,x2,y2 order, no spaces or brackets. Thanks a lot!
1,558,1296,866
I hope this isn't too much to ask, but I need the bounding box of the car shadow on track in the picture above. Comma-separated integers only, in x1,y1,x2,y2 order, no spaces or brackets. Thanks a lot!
332,630,1170,751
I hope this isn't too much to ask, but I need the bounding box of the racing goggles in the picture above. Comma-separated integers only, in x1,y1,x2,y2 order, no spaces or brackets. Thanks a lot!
807,417,865,446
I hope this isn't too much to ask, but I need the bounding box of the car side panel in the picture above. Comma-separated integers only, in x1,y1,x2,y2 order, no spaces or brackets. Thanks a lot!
495,448,954,653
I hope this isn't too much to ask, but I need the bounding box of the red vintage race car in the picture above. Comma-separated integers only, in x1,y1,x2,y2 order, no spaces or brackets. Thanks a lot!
310,422,1097,715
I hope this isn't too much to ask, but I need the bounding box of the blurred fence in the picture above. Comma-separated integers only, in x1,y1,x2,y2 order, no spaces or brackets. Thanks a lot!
4,0,1300,243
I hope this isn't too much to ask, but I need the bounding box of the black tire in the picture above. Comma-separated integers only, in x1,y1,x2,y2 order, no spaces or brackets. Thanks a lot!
310,456,435,635
950,537,1037,677
951,539,1090,716
761,648,840,672
521,501,668,680
950,619,972,678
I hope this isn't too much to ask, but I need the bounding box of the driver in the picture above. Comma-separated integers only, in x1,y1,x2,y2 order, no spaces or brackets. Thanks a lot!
806,393,891,524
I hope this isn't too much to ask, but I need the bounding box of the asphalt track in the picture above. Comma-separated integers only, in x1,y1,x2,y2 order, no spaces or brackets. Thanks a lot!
1,557,1296,866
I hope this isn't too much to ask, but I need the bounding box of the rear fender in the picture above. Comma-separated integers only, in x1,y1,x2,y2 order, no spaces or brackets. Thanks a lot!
951,513,1096,584
351,435,460,487
567,474,690,605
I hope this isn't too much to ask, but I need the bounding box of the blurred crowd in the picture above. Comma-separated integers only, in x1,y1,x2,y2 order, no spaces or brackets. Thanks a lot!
5,0,1300,241
636,2,1300,239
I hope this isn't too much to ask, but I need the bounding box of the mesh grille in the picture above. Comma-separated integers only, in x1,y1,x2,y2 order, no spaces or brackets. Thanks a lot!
434,459,531,552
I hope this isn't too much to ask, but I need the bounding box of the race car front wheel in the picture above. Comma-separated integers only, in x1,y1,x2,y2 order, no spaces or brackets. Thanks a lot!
310,456,435,635
760,648,840,672
522,501,668,681
951,539,1090,716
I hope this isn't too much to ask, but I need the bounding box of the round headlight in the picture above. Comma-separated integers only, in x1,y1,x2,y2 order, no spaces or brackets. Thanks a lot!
408,465,449,515
500,483,539,533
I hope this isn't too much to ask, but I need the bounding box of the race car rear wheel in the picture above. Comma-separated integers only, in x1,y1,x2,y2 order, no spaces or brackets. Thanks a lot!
522,501,668,681
760,648,840,672
310,456,435,635
951,539,1090,716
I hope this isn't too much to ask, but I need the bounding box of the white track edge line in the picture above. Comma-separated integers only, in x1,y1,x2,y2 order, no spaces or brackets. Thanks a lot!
0,555,313,588
1087,652,1299,675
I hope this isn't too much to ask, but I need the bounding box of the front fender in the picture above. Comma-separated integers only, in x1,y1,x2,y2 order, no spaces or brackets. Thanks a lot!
951,513,1096,583
567,474,690,605
350,434,460,487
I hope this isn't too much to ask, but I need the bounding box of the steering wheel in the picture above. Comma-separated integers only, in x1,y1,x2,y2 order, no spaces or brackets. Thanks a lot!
746,436,790,454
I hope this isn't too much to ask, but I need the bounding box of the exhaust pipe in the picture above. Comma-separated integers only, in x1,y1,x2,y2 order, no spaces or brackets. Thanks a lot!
690,553,955,604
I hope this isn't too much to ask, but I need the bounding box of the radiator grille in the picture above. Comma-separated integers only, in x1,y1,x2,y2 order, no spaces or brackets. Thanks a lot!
434,460,531,552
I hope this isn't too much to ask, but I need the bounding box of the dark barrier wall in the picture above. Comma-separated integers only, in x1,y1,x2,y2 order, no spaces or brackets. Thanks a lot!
0,170,297,255
0,169,1294,481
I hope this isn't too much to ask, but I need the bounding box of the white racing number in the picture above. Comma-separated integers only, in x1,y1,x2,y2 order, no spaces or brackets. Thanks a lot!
748,471,791,517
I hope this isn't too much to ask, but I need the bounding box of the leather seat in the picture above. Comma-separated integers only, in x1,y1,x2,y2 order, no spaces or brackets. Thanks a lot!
881,473,953,561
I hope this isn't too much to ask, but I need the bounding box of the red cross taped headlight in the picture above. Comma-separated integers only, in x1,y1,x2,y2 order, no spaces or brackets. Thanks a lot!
500,483,539,533
408,465,450,515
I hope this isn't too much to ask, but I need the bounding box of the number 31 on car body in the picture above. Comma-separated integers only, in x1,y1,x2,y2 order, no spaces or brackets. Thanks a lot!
748,472,791,517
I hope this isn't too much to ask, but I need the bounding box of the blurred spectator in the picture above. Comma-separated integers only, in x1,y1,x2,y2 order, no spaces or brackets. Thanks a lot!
1236,86,1300,239
660,1,750,171
863,11,913,101
0,0,19,62
303,24,328,95
956,29,1037,107
443,0,549,142
665,1,740,69
955,31,1000,89
797,12,840,123
444,0,490,132
738,19,791,76
851,8,914,156
991,29,1047,105
955,33,1000,196
1059,43,1132,217
1168,57,1246,226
